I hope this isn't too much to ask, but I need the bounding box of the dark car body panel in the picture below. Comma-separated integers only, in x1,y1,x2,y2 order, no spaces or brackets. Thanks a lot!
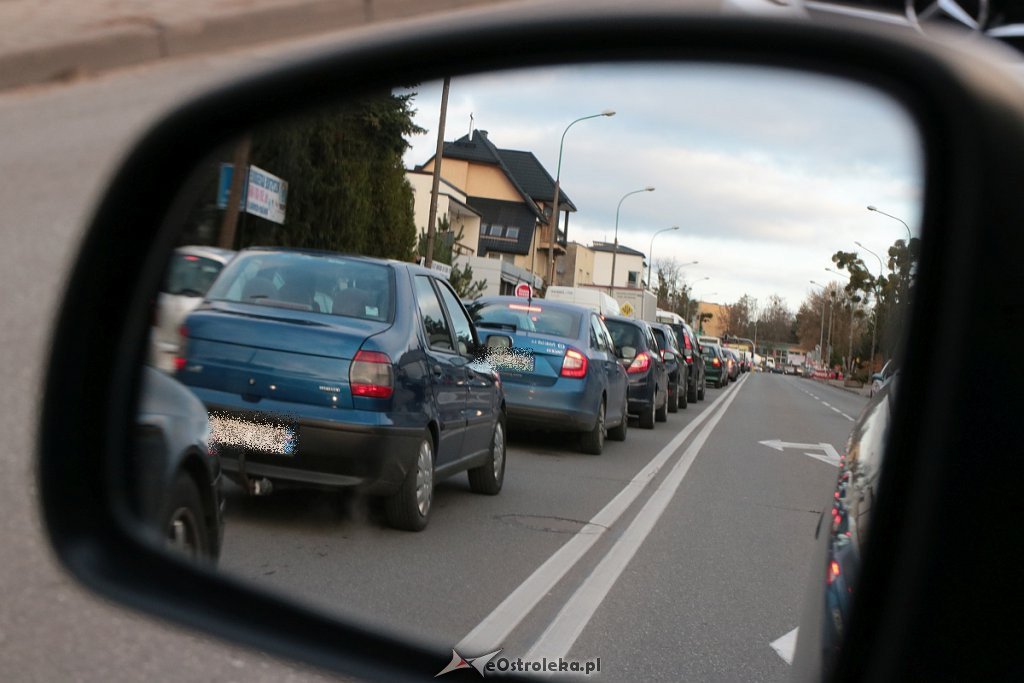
135,366,224,560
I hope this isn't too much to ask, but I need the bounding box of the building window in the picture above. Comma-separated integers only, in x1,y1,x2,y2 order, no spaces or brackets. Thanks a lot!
505,226,519,239
628,270,640,286
489,224,504,236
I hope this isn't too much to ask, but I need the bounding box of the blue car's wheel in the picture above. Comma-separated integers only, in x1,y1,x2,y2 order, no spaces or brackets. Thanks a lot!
469,417,505,494
385,434,434,531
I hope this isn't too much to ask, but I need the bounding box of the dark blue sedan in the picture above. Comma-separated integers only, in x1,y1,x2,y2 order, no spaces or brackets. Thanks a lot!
602,316,670,429
466,296,628,455
175,248,506,531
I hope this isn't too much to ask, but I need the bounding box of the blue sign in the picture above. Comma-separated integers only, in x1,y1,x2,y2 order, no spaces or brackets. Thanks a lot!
216,163,246,209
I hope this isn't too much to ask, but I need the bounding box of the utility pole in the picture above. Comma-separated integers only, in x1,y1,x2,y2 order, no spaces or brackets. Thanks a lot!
219,135,251,250
425,77,451,268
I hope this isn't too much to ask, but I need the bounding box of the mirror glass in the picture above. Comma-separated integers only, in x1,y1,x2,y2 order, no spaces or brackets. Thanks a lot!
132,62,921,678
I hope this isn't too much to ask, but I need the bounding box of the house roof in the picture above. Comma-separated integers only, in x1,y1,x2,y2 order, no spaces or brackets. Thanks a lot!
590,241,646,258
496,149,576,212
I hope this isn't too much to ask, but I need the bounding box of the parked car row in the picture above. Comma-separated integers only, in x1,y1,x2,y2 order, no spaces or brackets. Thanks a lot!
139,247,738,546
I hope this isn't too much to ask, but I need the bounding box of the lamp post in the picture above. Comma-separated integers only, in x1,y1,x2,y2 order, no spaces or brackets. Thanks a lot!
543,110,615,286
609,186,655,295
867,205,912,243
855,241,885,373
643,226,681,319
810,280,828,368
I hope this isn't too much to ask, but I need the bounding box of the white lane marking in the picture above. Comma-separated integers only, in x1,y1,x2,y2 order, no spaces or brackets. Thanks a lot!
800,388,855,422
457,376,748,653
770,627,799,664
524,377,747,662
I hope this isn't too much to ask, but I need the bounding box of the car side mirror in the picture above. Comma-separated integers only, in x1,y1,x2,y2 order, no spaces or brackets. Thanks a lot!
33,6,1024,682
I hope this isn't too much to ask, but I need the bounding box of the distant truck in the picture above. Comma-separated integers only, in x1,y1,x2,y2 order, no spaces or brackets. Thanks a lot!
544,286,620,317
785,351,807,375
608,287,658,322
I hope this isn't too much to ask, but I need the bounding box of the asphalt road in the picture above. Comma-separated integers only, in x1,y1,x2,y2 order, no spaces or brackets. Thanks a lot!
217,372,864,680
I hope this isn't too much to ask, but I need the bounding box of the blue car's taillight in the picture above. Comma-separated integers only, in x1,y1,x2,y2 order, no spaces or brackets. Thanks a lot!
350,350,394,398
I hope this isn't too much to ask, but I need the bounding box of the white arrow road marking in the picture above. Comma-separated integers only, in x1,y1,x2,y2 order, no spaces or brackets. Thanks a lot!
759,440,840,467
770,627,798,664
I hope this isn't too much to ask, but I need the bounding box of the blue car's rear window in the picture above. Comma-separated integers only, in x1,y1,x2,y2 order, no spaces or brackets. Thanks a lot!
206,251,393,322
470,302,581,339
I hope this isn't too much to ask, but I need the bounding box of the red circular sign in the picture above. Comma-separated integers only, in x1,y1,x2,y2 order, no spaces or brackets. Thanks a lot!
515,283,532,298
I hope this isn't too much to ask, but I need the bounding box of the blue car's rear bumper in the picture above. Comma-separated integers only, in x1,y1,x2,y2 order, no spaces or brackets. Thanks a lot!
501,382,599,432
192,388,423,495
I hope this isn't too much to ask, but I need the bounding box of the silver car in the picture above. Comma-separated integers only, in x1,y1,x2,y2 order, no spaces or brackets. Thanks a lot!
149,245,235,372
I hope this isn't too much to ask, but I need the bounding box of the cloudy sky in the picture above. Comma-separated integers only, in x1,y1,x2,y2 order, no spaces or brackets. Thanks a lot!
400,62,923,312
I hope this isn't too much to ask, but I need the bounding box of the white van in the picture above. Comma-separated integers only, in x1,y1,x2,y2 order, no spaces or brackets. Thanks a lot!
544,286,620,317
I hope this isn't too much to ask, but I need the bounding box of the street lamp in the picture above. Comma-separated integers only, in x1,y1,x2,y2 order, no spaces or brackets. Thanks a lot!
855,241,885,373
867,205,912,243
609,186,655,295
542,110,616,286
643,226,681,319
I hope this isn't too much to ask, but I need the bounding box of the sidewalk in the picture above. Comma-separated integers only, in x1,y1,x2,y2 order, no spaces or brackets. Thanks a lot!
818,377,872,398
0,0,499,92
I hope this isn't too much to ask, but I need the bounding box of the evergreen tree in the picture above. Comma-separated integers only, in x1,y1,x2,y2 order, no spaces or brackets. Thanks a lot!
240,91,424,260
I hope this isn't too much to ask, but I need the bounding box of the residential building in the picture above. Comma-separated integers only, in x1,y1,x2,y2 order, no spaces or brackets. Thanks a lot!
405,170,481,257
589,241,647,289
418,129,576,286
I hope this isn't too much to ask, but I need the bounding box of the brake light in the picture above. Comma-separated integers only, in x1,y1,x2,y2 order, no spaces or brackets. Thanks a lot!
684,354,693,364
174,325,188,372
561,348,588,378
628,352,652,374
659,349,666,360
827,560,841,585
712,357,721,367
509,303,542,313
350,350,394,398
682,334,692,350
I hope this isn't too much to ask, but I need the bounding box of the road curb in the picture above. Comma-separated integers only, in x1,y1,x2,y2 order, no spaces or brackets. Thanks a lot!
0,0,484,92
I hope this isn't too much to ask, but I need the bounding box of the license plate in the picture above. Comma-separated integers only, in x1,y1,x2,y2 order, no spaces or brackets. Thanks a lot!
209,412,297,456
487,348,535,373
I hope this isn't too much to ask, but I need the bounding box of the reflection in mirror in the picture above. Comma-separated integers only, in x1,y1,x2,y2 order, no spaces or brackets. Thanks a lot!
132,62,921,677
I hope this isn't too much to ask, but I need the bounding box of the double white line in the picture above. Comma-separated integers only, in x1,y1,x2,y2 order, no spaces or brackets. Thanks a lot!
457,374,748,658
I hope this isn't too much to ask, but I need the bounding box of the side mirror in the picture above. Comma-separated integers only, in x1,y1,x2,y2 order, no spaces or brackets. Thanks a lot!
32,6,1024,682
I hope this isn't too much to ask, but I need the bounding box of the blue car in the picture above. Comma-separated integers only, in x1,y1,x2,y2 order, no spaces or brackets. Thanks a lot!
602,316,670,429
466,296,628,455
175,248,506,531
